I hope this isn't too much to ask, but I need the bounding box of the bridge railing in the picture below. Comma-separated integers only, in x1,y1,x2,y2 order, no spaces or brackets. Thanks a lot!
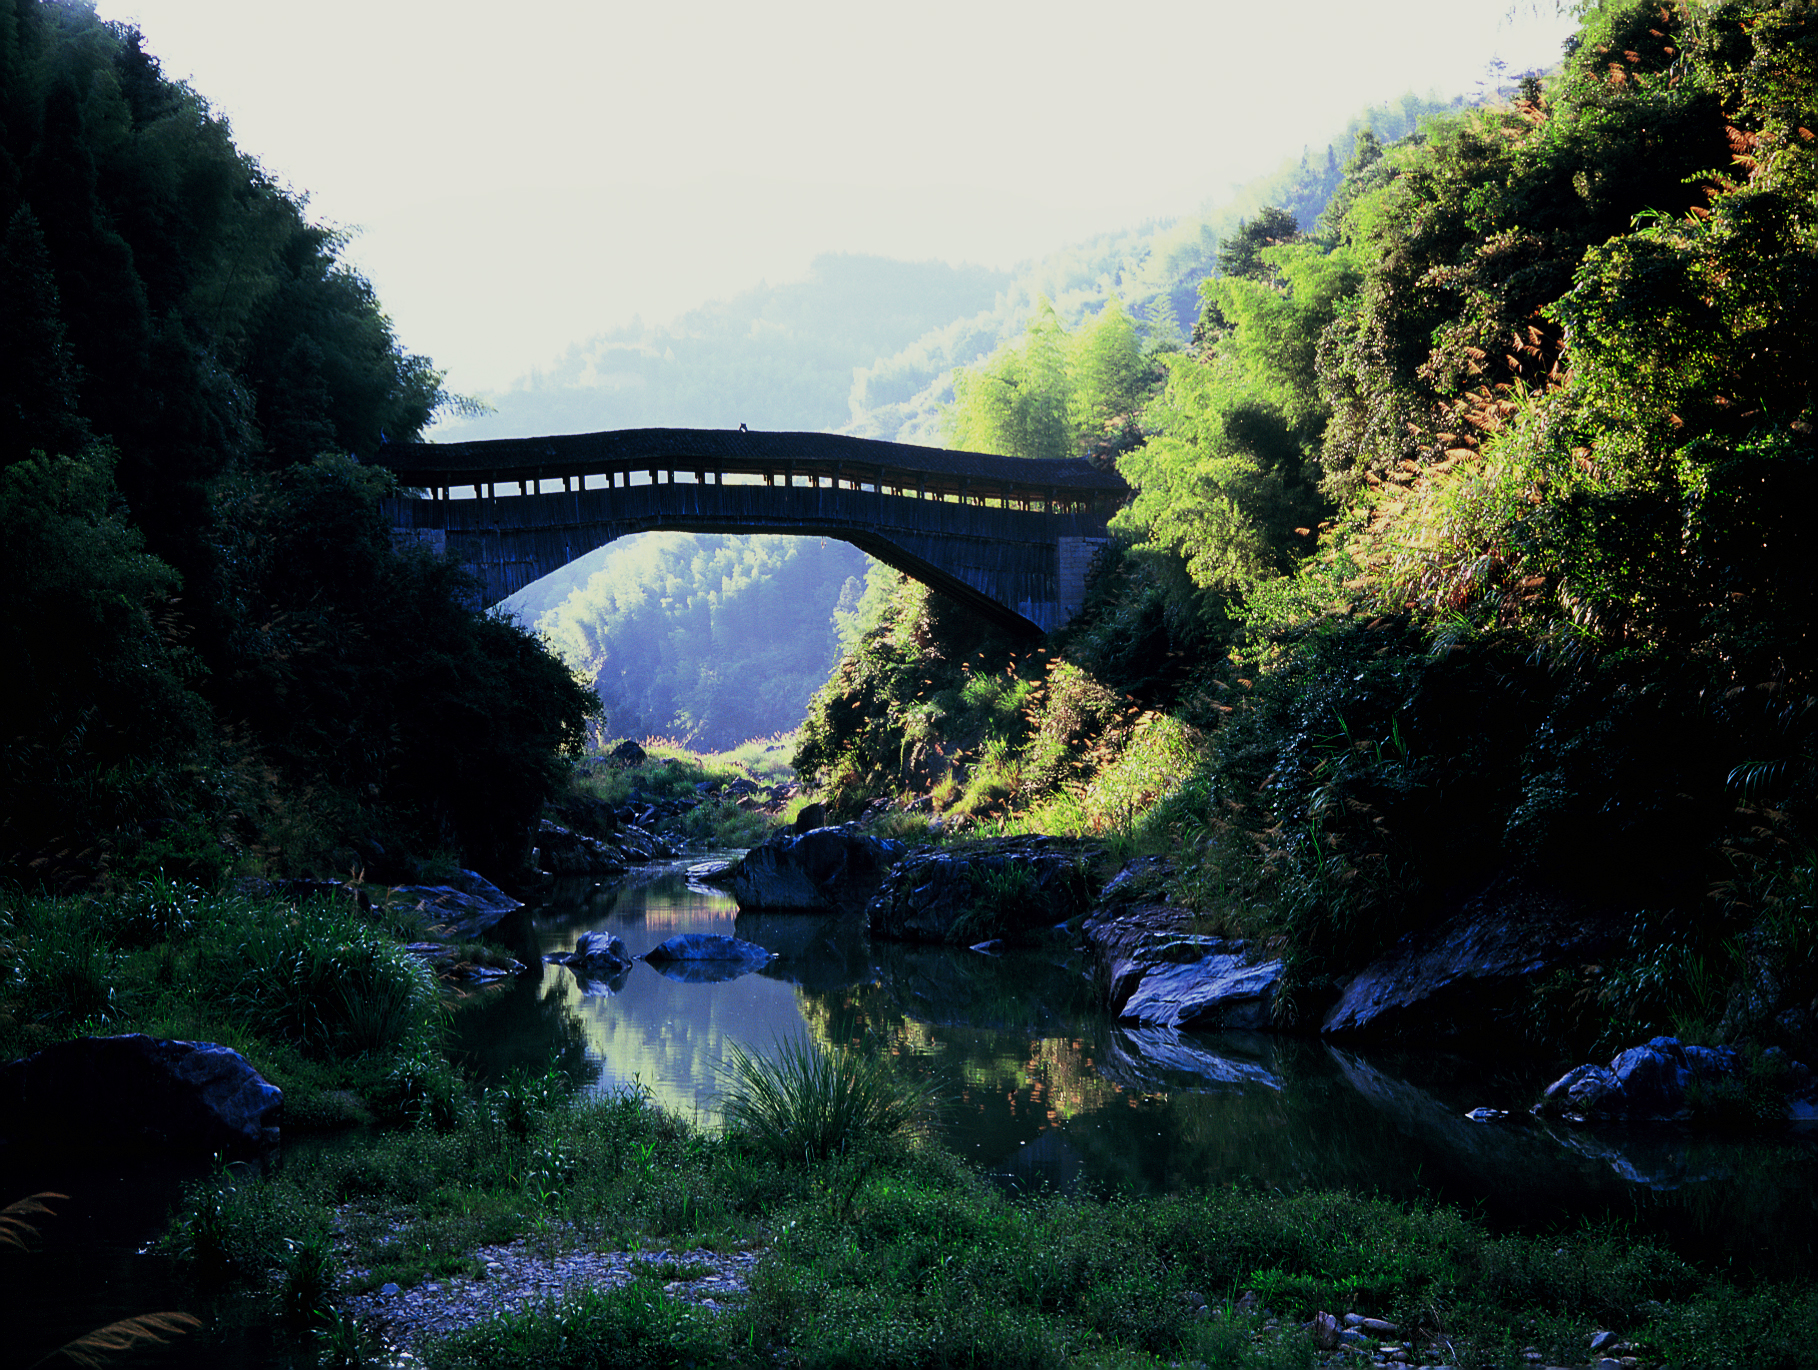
393,455,1118,518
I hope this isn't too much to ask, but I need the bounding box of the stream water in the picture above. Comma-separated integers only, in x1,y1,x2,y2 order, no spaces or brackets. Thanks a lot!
10,856,1818,1367
456,859,1818,1270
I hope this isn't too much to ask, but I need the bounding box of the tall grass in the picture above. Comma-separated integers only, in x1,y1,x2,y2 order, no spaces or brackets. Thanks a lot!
1,894,120,1031
201,900,440,1058
719,1036,938,1163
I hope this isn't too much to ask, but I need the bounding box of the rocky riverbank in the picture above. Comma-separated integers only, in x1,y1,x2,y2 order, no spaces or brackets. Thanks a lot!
336,1223,763,1356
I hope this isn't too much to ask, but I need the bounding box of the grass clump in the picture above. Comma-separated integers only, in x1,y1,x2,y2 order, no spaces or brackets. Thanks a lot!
198,900,441,1058
720,1036,938,1164
0,881,466,1129
424,1278,729,1370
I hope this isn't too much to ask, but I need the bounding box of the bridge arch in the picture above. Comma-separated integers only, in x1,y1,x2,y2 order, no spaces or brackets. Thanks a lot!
377,428,1126,635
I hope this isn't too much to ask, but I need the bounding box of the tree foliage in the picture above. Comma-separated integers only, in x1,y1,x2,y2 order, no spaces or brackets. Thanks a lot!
531,533,870,752
0,1,592,883
944,296,1157,461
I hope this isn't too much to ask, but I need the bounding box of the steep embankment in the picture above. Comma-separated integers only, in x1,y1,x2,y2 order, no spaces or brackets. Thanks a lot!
796,0,1818,1061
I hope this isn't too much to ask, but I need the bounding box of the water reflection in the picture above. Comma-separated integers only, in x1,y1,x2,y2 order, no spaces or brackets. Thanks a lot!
480,860,1818,1273
510,865,812,1124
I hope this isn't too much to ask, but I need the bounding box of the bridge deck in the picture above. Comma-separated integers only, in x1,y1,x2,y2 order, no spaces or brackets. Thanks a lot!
375,427,1125,513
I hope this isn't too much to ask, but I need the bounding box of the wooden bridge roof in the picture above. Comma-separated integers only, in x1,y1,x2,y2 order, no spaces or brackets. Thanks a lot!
373,427,1127,494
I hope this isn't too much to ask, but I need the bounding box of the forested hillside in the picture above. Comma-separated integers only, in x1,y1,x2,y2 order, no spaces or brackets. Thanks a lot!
843,94,1462,445
0,0,595,886
800,0,1818,1057
510,533,871,750
433,254,1011,441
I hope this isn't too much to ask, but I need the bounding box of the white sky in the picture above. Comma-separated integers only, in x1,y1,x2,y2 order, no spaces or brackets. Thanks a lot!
98,0,1579,394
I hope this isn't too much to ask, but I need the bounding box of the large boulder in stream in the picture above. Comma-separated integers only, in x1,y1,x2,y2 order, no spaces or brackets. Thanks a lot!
1084,899,1283,1031
547,931,635,975
1322,879,1608,1039
387,869,522,937
866,836,1100,945
1534,1035,1818,1125
642,933,777,982
535,821,629,877
713,824,904,913
1117,937,1282,1031
0,1035,282,1156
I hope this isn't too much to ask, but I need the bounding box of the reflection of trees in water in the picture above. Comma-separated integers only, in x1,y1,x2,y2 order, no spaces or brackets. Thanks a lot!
1578,1134,1818,1274
525,875,1818,1271
445,975,596,1090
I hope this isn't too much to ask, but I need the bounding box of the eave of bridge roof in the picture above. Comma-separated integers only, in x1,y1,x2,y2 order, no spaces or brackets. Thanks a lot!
371,427,1127,492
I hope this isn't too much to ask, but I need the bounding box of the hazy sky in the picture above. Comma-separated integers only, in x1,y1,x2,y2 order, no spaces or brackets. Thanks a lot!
100,0,1577,394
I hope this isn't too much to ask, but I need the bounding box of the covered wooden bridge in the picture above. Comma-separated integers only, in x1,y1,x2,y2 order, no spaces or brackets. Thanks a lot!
376,428,1128,634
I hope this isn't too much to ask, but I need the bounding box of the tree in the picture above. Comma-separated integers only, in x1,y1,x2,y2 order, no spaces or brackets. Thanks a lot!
947,297,1076,460
1070,296,1148,447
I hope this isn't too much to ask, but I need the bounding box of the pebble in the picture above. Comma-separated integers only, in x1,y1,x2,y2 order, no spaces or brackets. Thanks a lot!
336,1225,763,1354
1305,1313,1653,1370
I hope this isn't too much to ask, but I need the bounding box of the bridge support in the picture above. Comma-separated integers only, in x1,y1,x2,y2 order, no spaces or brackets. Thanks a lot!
386,485,1112,635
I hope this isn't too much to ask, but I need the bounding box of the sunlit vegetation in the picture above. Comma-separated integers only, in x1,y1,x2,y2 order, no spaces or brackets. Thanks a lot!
796,0,1818,1066
521,533,872,752
573,736,802,846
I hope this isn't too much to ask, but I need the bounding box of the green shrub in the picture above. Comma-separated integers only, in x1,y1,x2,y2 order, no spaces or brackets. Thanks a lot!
949,863,1041,945
164,1165,329,1282
720,1036,938,1163
200,900,440,1058
1,895,119,1030
101,872,202,949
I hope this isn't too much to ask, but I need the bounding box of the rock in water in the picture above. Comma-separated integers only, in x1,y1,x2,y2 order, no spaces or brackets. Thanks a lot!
387,870,522,937
534,821,629,877
1533,1036,1768,1123
548,931,635,975
643,933,774,965
865,836,1100,944
1114,938,1283,1031
1321,879,1607,1039
1082,897,1280,1030
722,824,905,913
641,933,775,983
0,1035,282,1155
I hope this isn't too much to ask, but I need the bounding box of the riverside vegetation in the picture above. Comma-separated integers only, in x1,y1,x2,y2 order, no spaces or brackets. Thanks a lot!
144,1006,1818,1370
796,0,1818,1063
2,862,1812,1369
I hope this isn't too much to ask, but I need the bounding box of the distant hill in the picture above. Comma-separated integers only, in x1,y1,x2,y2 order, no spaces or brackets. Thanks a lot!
435,253,1011,441
842,92,1464,445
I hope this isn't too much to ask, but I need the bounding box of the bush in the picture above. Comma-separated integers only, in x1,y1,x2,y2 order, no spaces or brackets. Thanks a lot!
200,899,440,1058
1,893,119,1032
100,871,201,949
720,1036,937,1164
